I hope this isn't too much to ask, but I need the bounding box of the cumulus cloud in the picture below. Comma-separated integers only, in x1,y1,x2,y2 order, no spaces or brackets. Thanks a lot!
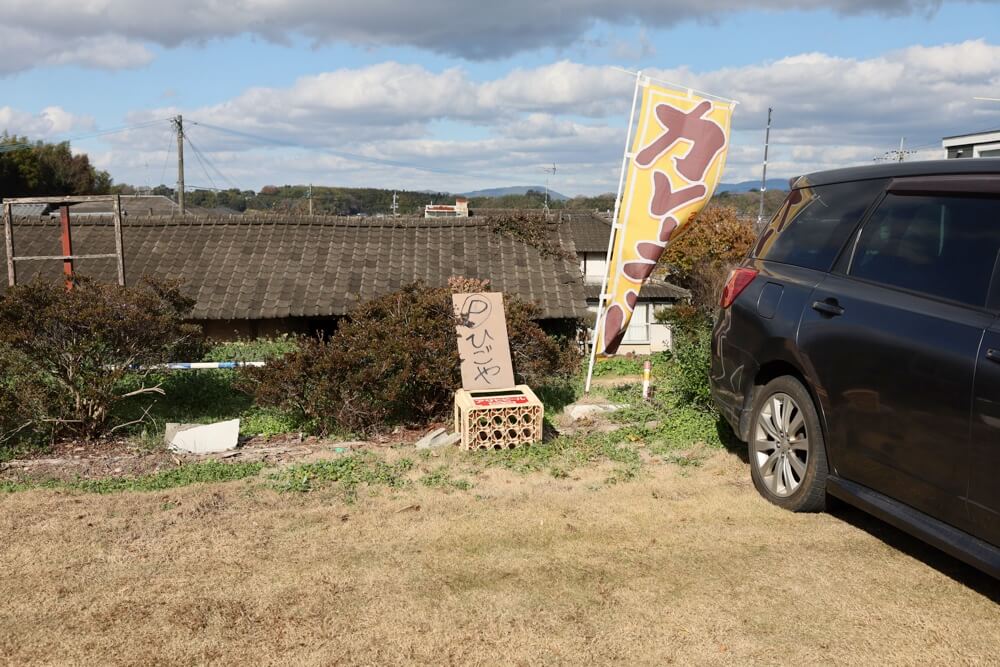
100,39,1000,192
0,106,95,138
0,0,976,71
0,28,153,75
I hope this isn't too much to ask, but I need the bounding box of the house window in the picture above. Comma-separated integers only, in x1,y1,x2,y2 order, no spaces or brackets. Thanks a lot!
623,303,650,343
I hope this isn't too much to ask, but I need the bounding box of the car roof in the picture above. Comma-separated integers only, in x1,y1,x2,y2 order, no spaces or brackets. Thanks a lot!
795,158,1000,188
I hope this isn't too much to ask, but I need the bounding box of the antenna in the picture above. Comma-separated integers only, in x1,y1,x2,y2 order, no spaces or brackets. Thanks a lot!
541,163,557,211
391,191,399,217
874,136,916,163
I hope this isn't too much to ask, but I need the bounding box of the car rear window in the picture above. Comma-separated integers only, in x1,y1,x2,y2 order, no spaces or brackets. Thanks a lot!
849,193,1000,308
753,179,886,271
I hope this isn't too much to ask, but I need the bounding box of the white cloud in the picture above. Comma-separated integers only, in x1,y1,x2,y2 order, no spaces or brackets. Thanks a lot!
0,28,153,75
0,0,978,72
0,106,95,139
96,39,1000,193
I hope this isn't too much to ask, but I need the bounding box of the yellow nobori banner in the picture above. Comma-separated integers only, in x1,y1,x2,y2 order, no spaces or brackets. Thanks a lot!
596,81,734,355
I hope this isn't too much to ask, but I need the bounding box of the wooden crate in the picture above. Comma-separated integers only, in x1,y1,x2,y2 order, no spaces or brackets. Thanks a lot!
453,385,544,450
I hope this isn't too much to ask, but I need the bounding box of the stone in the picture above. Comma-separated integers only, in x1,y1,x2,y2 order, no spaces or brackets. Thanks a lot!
415,427,447,449
432,432,461,448
166,419,240,454
563,403,628,422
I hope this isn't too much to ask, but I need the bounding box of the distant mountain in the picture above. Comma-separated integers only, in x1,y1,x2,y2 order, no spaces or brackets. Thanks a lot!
462,185,569,201
716,179,790,193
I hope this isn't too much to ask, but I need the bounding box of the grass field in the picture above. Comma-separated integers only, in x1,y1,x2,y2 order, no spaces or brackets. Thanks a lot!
2,442,997,665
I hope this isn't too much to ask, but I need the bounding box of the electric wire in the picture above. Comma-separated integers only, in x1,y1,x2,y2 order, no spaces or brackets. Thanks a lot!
183,130,239,190
187,119,543,185
185,134,219,191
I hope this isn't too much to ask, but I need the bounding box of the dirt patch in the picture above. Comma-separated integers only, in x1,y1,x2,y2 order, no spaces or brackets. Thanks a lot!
1,449,997,665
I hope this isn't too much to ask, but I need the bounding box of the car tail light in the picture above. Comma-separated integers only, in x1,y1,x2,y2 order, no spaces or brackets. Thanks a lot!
720,267,758,308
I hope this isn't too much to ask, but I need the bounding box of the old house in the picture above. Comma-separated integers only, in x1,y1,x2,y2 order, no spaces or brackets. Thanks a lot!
1,212,587,339
563,212,689,354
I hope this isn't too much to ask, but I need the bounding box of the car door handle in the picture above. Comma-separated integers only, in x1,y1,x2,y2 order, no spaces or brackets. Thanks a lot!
812,300,845,317
986,348,1000,363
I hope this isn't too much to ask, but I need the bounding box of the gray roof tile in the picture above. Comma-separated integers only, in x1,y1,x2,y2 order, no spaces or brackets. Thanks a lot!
2,214,588,320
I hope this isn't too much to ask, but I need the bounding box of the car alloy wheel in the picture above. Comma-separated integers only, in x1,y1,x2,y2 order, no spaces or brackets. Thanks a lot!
752,392,810,498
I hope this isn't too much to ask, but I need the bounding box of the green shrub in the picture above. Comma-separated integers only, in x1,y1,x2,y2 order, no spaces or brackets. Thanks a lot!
659,304,714,409
238,281,580,435
0,277,201,442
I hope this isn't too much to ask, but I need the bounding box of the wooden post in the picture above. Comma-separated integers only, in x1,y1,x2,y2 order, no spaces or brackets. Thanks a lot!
3,202,14,287
113,194,126,286
59,205,74,290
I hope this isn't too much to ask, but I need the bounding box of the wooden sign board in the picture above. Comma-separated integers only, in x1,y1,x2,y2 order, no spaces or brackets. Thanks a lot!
452,292,516,391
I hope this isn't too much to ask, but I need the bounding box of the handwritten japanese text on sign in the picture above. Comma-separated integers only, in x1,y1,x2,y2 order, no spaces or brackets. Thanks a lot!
452,292,516,391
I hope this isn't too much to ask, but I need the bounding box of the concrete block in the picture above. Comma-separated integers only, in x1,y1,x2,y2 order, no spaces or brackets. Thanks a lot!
166,419,240,454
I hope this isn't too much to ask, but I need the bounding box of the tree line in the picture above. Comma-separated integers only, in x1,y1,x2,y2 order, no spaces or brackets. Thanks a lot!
0,134,112,198
1,135,786,218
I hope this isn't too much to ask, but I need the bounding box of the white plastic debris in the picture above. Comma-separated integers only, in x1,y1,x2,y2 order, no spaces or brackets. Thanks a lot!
166,419,240,454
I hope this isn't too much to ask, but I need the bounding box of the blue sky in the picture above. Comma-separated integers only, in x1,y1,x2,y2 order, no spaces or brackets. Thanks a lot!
3,0,999,195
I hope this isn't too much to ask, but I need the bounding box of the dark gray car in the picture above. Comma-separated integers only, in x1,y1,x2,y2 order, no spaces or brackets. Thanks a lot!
711,158,1000,578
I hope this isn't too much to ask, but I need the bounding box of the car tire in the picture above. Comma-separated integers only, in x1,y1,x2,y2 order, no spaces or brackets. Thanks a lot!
748,376,828,512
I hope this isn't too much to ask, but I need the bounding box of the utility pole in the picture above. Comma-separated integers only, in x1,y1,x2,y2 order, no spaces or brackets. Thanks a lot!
173,115,185,215
308,184,314,215
757,107,772,230
391,191,399,216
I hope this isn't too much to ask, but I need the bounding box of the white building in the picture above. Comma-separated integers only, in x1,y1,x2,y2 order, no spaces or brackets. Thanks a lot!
424,197,469,218
568,213,689,355
942,129,1000,159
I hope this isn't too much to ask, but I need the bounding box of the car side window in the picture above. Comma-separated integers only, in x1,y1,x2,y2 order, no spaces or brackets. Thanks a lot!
753,179,886,272
849,193,1000,308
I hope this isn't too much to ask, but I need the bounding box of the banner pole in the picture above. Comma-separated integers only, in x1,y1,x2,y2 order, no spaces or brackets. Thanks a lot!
585,69,643,394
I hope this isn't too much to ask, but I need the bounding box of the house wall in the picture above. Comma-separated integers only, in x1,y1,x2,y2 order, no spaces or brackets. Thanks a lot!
943,131,1000,159
585,301,675,354
580,252,608,283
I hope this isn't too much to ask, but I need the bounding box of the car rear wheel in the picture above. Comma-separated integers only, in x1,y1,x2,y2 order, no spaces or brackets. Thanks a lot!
748,376,828,512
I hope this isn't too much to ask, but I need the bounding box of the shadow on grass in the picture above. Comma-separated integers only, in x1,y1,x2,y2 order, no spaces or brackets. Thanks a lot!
828,500,1000,601
715,416,748,463
535,381,579,414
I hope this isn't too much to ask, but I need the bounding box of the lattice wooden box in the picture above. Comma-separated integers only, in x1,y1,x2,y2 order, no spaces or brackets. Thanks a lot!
453,385,544,450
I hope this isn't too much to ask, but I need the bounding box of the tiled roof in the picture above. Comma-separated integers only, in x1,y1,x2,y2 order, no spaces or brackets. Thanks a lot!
1,215,588,320
562,212,615,252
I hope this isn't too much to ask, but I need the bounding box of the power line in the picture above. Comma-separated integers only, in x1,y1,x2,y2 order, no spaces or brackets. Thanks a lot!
187,119,545,185
183,129,240,191
60,118,174,144
185,134,219,191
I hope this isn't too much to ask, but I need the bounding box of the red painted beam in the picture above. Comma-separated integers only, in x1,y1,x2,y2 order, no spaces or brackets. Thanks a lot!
59,205,73,290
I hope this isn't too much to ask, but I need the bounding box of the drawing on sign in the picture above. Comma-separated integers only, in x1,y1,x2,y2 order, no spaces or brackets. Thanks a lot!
452,292,516,391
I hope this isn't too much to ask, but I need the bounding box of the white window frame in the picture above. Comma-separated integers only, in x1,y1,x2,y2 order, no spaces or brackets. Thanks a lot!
623,303,650,344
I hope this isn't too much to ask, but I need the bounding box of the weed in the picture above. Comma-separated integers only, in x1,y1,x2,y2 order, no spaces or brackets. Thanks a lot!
203,337,299,362
592,356,645,377
420,466,473,491
0,461,266,495
271,453,414,500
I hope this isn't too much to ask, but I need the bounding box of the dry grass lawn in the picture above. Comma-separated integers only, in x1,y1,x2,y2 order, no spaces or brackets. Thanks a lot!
1,448,998,665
